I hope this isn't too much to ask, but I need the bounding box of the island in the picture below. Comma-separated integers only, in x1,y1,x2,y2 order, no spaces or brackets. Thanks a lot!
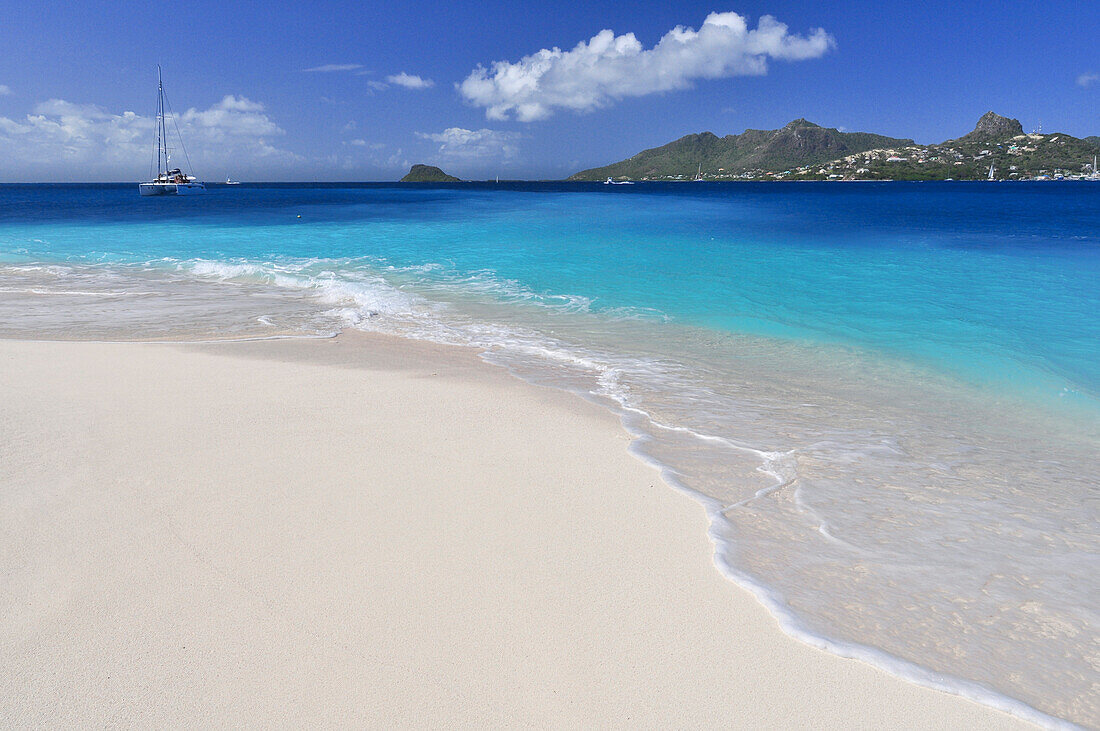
569,113,1100,182
400,164,460,182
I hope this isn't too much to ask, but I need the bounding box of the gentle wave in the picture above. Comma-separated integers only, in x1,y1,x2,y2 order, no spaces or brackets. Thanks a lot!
215,257,1089,728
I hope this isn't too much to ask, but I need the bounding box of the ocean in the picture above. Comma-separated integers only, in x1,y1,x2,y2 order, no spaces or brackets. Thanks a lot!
1,181,1097,727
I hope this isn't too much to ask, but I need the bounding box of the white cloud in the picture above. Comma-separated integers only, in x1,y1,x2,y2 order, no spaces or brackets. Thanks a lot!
0,85,12,96
207,95,265,112
178,95,283,138
386,72,434,89
459,11,834,121
345,139,386,150
362,73,435,93
1077,72,1099,88
303,63,364,72
416,127,519,160
33,99,112,118
0,94,298,180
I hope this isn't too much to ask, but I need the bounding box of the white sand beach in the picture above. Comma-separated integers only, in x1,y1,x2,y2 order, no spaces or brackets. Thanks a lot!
0,333,1030,728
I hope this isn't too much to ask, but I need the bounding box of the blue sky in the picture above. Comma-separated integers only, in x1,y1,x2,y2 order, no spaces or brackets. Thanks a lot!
0,0,1096,181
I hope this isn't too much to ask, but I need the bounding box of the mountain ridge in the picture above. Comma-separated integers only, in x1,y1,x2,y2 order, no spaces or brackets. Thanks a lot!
568,113,1100,181
569,121,912,180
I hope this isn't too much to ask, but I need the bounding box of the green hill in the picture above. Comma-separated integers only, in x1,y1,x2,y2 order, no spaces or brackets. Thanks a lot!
400,164,460,182
839,113,1100,181
568,119,913,180
569,113,1100,182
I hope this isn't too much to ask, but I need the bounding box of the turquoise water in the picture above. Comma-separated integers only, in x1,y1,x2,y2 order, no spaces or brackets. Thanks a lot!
1,182,1097,726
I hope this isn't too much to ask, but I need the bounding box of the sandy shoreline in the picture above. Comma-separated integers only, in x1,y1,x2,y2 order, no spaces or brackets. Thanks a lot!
0,332,1030,727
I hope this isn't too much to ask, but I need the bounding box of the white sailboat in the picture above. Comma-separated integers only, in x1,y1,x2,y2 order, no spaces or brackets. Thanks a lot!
987,163,995,181
225,176,240,185
694,163,704,181
139,66,205,196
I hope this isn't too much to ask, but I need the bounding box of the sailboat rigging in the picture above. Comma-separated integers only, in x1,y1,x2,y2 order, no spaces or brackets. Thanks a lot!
139,66,206,196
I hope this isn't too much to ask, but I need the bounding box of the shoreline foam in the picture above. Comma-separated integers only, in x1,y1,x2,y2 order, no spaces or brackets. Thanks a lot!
0,333,1034,727
0,314,1092,727
501,350,1083,731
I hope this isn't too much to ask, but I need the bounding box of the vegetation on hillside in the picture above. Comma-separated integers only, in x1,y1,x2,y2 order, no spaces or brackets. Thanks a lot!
400,164,460,182
569,113,1100,182
569,120,911,181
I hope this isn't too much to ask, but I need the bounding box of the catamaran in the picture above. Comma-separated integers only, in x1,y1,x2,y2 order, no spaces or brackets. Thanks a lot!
139,66,205,196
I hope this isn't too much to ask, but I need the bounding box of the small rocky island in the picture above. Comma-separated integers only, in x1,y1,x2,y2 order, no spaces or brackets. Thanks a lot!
400,164,460,182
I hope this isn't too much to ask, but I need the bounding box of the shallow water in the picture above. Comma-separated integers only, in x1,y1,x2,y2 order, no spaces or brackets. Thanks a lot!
1,182,1097,726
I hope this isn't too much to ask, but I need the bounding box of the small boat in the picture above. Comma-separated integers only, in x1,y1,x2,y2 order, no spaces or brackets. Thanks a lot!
987,163,995,181
604,177,634,185
225,177,240,185
694,163,704,182
139,66,205,196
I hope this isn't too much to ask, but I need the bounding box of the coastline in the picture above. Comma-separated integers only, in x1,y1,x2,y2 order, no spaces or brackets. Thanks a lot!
0,332,1031,727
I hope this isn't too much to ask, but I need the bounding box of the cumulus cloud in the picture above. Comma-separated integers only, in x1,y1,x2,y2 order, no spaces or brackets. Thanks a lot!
178,95,284,138
0,84,12,96
416,127,519,160
208,95,265,112
459,11,834,121
303,63,364,72
0,94,298,180
1077,72,1099,88
386,72,434,89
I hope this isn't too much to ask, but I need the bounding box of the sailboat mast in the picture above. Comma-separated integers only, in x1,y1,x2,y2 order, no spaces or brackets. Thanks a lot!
152,69,160,177
157,65,167,177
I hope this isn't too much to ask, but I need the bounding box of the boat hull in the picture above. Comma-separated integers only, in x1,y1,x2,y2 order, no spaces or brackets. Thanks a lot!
139,182,206,196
